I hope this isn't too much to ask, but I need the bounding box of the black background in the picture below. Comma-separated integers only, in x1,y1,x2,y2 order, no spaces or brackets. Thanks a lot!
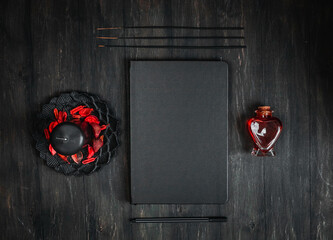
1,0,332,239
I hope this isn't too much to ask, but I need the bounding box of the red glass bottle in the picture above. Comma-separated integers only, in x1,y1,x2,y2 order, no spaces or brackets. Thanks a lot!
247,106,282,156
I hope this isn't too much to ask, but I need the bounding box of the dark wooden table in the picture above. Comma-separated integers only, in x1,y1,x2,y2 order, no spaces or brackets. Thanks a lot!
1,0,332,239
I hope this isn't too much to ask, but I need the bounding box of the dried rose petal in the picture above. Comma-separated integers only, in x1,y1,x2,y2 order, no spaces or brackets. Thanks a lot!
82,157,97,165
87,145,95,158
71,118,81,125
58,111,63,123
92,138,103,153
70,105,85,115
49,121,58,133
58,153,70,164
71,154,78,163
84,115,100,124
44,129,50,140
80,121,92,141
71,154,82,164
100,124,109,131
79,108,93,117
49,144,57,155
54,108,59,119
62,111,67,122
90,122,102,138
72,114,82,119
77,151,83,162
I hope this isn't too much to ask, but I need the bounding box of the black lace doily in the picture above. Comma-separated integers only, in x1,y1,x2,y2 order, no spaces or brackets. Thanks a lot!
33,92,119,176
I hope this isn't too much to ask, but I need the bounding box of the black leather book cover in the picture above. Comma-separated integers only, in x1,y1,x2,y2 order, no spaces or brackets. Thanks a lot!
130,61,228,204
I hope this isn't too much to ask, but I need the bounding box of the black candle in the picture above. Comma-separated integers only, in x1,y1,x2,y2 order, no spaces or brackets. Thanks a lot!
50,122,85,155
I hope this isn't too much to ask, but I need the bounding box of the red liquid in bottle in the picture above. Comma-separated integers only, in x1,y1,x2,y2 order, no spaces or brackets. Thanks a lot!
247,106,282,156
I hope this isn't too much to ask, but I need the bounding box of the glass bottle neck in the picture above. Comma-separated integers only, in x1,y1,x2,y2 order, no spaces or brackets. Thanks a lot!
255,111,272,118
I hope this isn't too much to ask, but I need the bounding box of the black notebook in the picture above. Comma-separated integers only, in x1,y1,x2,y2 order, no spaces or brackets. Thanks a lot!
130,61,228,204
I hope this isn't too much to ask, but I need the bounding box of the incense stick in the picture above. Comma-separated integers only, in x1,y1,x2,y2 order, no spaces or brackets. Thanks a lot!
97,36,245,40
98,44,246,49
130,217,228,223
97,26,244,30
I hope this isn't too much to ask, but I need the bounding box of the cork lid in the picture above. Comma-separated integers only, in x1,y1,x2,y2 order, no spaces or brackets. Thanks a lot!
258,106,271,111
255,106,273,116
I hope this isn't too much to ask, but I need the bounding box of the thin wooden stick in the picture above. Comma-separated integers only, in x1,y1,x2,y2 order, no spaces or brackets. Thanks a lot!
98,44,246,49
97,27,122,30
97,26,244,30
97,36,245,40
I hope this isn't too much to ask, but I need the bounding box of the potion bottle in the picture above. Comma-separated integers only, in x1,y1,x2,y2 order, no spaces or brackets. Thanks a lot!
247,106,282,156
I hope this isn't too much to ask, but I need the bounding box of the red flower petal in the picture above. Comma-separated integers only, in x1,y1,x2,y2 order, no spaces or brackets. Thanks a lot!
71,154,78,163
54,108,58,119
87,145,95,158
62,111,67,122
58,111,63,123
70,105,85,115
100,124,109,131
82,157,97,165
79,108,93,117
44,129,50,140
90,122,102,138
72,114,81,119
71,153,83,164
49,144,57,155
49,121,59,133
92,138,104,153
77,151,83,162
80,121,90,139
71,118,81,125
58,153,70,164
84,115,100,124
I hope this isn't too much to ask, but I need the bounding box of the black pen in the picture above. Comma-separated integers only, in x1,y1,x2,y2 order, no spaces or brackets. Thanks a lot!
130,217,227,223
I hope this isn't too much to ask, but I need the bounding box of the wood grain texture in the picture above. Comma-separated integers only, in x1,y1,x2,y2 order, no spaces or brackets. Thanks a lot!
309,0,333,239
80,0,131,239
31,1,87,239
1,0,332,239
261,0,311,239
1,0,42,239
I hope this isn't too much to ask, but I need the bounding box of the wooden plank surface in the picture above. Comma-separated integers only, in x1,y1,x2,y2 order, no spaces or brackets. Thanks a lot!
30,1,87,239
309,0,333,239
1,0,44,239
1,0,332,239
261,1,311,239
80,0,131,239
